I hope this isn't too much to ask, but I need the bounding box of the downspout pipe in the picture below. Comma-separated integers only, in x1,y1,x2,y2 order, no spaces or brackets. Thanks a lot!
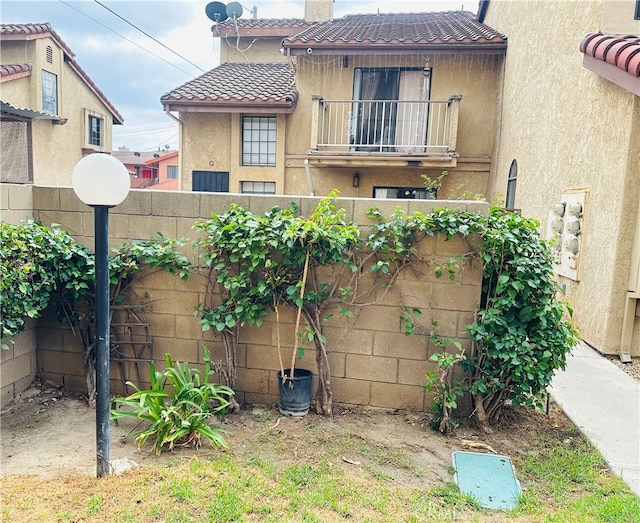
164,107,184,186
304,159,315,196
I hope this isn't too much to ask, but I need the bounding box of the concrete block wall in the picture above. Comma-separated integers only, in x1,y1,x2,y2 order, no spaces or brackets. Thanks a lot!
30,186,487,412
1,184,37,408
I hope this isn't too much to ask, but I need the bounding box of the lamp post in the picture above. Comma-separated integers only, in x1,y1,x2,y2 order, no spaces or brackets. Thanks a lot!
72,153,130,478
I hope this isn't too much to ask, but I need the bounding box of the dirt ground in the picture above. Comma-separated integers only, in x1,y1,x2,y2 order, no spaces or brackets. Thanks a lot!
1,378,574,485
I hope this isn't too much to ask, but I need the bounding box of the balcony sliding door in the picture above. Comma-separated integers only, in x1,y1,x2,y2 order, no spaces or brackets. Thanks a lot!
395,71,430,153
352,68,429,153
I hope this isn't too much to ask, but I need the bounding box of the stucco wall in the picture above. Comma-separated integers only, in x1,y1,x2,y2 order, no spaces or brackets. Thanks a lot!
1,35,116,187
483,0,640,355
30,186,486,411
0,183,38,408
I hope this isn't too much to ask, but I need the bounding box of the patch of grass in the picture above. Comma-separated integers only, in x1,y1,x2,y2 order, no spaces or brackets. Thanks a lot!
163,477,194,502
85,493,104,515
510,429,640,521
3,412,639,523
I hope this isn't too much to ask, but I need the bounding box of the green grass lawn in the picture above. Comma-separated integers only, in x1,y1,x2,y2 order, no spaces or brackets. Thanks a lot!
2,410,638,523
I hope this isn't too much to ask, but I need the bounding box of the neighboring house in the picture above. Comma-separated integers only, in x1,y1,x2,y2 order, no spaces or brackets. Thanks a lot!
112,149,179,190
479,0,640,359
144,150,179,191
0,23,123,186
161,0,507,198
112,150,160,188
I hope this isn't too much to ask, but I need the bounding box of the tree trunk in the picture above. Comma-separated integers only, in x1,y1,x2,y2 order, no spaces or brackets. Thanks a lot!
303,306,332,416
472,393,493,434
220,329,241,413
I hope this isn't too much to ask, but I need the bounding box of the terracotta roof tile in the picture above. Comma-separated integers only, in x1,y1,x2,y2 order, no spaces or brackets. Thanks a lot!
580,32,640,78
0,63,32,80
1,23,75,58
215,18,310,37
0,23,123,123
282,11,506,53
161,62,298,112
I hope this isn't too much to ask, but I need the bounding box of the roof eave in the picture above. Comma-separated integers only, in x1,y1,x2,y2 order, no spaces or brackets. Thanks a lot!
162,100,297,114
215,26,307,38
284,42,507,55
66,61,124,124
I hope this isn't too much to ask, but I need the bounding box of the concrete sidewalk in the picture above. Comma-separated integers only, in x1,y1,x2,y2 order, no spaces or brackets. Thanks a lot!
549,342,640,496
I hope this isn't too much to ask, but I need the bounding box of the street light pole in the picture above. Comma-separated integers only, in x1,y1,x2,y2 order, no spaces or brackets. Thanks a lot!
94,205,111,478
72,153,130,478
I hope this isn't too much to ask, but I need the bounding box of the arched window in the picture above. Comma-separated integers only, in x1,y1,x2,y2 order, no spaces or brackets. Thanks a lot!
506,159,518,209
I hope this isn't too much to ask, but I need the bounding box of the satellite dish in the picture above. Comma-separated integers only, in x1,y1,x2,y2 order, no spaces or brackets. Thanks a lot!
226,2,243,19
205,1,228,22
133,152,141,157
153,153,160,158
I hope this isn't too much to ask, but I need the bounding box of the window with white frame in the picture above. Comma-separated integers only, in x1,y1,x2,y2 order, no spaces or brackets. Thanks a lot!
241,181,276,194
242,116,276,166
167,165,178,179
42,70,57,114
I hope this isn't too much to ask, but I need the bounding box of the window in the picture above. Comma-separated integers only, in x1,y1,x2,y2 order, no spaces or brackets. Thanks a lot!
167,165,178,179
505,159,518,209
242,116,276,166
373,186,436,200
352,68,431,152
241,181,276,194
88,115,102,146
192,170,229,192
635,1,640,20
42,70,57,114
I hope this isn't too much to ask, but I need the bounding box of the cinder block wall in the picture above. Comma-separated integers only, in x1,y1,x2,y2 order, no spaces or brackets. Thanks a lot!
32,187,487,411
1,183,38,408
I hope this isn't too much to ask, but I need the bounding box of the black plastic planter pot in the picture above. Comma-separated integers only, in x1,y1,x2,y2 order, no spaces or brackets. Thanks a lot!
277,368,313,416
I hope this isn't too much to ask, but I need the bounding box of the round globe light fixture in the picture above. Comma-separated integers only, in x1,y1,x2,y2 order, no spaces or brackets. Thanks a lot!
72,153,130,206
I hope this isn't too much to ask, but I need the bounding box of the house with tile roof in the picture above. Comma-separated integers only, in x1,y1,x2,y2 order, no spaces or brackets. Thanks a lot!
143,150,180,191
479,0,640,360
0,23,123,186
162,0,507,198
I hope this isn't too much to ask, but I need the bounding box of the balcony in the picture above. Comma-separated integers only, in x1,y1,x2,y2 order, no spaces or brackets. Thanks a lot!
308,95,461,168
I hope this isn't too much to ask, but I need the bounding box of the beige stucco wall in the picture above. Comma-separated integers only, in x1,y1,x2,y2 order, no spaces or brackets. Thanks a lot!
29,186,486,411
179,51,501,199
180,112,232,191
221,37,290,63
0,183,37,407
1,36,116,186
483,0,640,355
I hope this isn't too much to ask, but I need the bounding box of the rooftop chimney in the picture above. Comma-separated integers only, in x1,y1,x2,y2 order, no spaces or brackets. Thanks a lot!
304,0,334,22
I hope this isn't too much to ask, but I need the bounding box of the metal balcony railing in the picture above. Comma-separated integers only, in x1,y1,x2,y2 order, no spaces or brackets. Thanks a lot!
310,95,461,155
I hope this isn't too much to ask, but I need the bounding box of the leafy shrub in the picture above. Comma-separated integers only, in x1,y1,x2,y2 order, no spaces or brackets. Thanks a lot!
111,347,234,454
0,221,92,344
463,208,579,426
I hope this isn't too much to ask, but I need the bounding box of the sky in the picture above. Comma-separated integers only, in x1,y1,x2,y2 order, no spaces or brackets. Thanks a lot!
2,0,476,152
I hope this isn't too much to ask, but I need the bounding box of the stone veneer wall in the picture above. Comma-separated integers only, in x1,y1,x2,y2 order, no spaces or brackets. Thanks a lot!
12,186,487,411
1,184,37,408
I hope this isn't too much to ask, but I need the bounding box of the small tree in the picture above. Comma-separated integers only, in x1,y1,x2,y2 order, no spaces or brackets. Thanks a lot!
463,208,579,430
195,193,360,416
